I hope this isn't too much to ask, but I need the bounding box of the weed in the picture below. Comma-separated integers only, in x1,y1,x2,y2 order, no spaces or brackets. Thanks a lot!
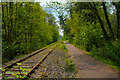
59,64,63,67
60,43,68,52
63,57,75,72
2,62,30,79
56,57,59,63
41,72,48,78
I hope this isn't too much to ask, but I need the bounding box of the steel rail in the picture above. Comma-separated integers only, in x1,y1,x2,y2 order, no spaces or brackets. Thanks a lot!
25,44,58,78
3,43,56,69
2,43,58,79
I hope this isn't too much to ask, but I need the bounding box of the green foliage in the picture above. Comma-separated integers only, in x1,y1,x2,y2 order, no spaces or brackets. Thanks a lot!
2,62,30,79
90,41,120,69
60,43,68,52
66,40,70,43
16,63,21,66
62,2,120,69
63,57,75,72
2,2,60,63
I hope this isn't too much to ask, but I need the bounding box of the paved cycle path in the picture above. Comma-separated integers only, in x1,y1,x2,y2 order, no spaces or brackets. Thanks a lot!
65,41,119,78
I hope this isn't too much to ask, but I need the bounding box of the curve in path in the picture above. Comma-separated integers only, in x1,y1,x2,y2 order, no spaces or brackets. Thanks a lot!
65,41,119,78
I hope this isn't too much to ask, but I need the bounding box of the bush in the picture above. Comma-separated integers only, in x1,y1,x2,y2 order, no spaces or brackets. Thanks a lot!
90,40,120,68
60,43,68,52
64,58,75,71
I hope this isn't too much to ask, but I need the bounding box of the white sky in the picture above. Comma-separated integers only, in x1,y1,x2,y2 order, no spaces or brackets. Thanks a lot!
35,0,66,3
35,0,64,36
56,23,64,36
35,0,116,36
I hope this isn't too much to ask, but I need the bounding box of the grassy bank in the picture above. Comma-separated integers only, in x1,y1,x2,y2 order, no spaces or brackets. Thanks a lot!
66,40,119,71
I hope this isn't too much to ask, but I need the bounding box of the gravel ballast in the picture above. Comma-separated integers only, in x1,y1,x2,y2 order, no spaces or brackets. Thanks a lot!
31,43,76,78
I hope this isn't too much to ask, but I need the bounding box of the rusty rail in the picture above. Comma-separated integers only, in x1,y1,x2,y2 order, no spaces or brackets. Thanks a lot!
2,42,58,79
25,44,58,78
3,43,56,69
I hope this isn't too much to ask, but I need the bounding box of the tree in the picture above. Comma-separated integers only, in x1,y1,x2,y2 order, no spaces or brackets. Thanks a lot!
102,2,115,40
113,2,120,39
2,2,60,62
89,2,109,41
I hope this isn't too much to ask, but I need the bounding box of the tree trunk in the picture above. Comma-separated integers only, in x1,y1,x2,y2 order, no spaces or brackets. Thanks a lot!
70,4,73,19
10,2,14,42
30,22,33,43
15,3,17,32
89,2,109,41
25,31,28,52
6,2,10,43
2,3,7,34
113,2,120,39
102,2,115,40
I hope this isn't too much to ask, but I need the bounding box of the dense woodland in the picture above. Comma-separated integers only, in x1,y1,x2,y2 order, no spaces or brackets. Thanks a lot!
2,1,120,69
57,2,120,68
2,2,60,63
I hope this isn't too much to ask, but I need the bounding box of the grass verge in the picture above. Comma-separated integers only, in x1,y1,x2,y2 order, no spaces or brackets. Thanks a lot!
60,41,77,78
70,42,119,71
60,42,68,52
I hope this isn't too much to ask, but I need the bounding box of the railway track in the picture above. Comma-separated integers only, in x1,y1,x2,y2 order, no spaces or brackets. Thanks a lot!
2,43,58,79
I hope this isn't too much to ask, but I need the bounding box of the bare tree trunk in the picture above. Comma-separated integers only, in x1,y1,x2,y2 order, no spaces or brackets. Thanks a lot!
102,2,115,40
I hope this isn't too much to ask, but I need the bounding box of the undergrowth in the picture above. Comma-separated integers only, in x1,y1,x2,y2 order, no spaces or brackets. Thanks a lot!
59,41,77,77
2,63,30,79
67,40,120,70
3,41,58,64
60,43,68,52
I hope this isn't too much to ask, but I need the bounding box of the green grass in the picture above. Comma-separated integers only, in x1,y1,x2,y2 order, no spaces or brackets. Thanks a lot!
60,43,68,52
59,41,77,77
71,42,119,71
2,62,30,79
92,55,119,70
64,57,76,71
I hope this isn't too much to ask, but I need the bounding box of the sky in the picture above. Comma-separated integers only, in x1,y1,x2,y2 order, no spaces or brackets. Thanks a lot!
35,0,65,36
34,0,116,36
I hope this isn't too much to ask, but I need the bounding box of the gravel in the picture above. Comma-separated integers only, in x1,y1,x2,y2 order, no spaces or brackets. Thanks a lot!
31,43,76,78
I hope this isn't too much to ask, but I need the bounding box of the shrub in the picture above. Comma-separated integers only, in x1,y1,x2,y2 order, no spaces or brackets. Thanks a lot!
90,40,120,68
60,43,68,52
